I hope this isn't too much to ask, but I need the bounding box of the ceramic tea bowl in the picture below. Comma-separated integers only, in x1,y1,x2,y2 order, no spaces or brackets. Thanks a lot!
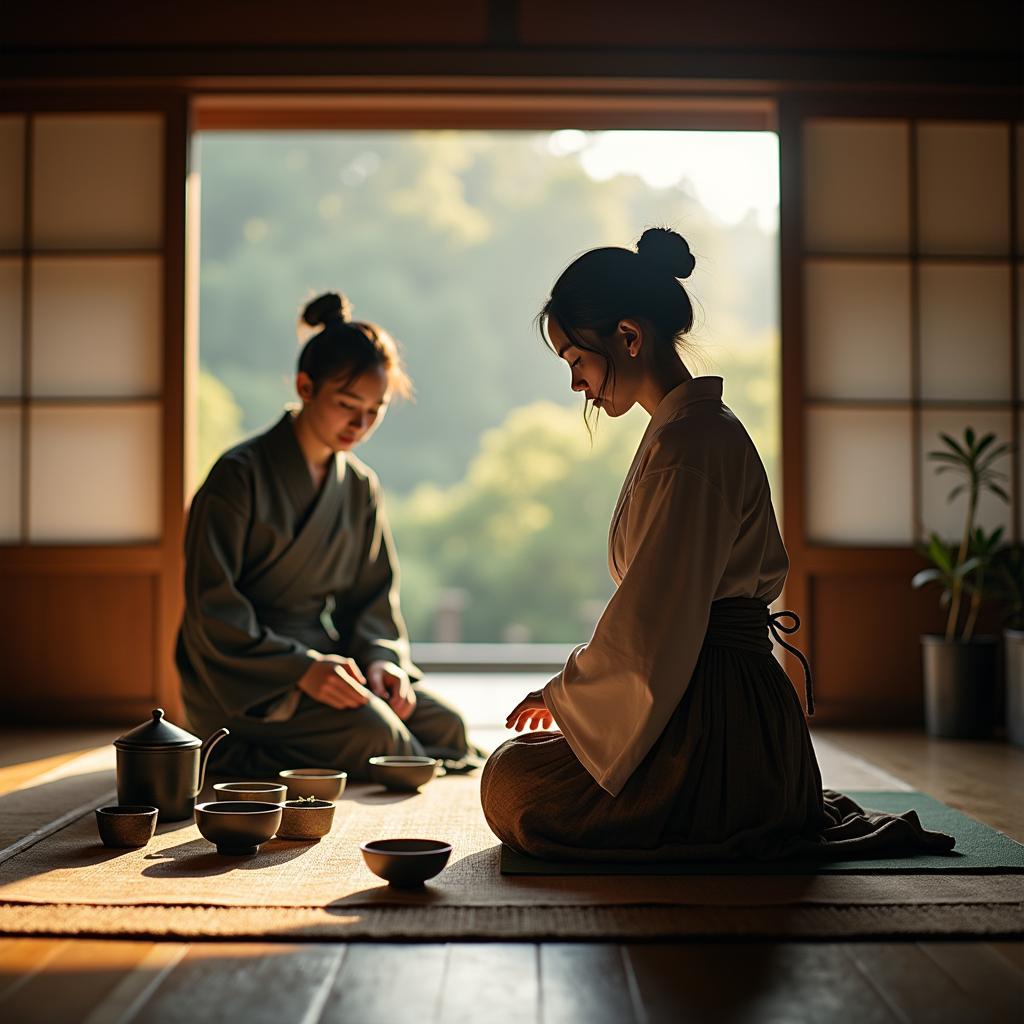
277,799,336,840
95,805,158,848
368,755,441,793
278,768,347,801
213,781,287,803
194,800,282,856
360,838,452,887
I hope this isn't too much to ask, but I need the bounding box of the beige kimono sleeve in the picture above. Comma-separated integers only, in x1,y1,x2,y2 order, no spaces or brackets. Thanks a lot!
543,466,739,796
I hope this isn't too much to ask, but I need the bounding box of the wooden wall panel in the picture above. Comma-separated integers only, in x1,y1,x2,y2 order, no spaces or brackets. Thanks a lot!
7,2,489,47
0,573,158,722
518,0,1021,53
807,571,1007,725
808,574,941,724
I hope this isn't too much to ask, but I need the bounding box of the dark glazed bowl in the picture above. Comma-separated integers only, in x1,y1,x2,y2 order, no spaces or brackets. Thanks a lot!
277,799,336,840
95,805,158,848
213,781,288,803
278,768,348,801
368,755,440,792
194,800,282,856
360,838,452,887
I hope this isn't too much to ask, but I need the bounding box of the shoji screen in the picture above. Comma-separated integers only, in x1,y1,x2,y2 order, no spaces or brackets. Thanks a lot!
0,105,186,722
784,111,1021,723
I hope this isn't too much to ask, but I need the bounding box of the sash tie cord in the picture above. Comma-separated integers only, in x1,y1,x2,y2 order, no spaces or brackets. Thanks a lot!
768,610,815,716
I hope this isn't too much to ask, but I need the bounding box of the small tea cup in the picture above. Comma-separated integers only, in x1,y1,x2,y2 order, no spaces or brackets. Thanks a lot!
278,768,347,801
213,781,287,803
360,838,452,887
368,755,441,793
95,805,158,848
277,799,336,840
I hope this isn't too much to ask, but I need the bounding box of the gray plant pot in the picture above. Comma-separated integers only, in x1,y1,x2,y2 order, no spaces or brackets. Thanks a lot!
1005,629,1024,747
920,635,998,739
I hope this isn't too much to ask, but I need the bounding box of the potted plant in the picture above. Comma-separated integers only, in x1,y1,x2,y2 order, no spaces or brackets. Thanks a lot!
911,428,1010,738
994,542,1024,745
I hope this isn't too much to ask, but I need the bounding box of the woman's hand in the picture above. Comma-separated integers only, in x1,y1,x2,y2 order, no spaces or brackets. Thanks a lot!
297,654,370,710
366,660,417,721
506,689,554,732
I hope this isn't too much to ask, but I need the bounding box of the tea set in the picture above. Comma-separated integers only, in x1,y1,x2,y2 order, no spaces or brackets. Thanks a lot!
94,708,452,886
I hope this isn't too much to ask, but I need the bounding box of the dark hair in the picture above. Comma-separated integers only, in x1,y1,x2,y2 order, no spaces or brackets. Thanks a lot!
297,291,412,399
538,227,696,425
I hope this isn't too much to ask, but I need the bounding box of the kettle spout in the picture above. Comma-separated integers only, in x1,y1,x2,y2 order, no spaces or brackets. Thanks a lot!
196,728,230,797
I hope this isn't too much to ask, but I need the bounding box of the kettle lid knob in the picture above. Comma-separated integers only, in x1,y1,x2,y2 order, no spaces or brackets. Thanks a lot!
114,707,201,751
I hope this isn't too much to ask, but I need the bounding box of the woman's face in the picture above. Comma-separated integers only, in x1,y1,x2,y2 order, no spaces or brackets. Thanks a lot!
298,363,391,452
548,318,641,418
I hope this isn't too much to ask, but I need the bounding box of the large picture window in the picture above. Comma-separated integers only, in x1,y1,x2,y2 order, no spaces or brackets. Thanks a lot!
195,128,781,646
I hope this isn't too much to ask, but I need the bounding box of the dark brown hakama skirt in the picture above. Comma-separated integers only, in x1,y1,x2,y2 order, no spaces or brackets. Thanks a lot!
481,598,955,861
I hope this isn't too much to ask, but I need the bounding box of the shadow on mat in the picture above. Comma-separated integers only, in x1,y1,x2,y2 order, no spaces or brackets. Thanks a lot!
140,835,316,877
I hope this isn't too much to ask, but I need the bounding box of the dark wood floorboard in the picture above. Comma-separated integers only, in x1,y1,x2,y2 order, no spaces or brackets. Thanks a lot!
132,943,345,1024
989,941,1024,973
844,943,1007,1024
626,941,901,1024
917,942,1024,1022
436,943,538,1024
539,943,640,1024
0,938,67,1002
0,940,156,1024
319,942,448,1024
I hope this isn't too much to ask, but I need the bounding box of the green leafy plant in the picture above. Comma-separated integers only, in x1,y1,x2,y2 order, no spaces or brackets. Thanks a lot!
912,428,1011,642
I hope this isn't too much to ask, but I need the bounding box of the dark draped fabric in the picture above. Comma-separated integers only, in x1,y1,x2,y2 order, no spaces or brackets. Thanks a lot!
482,598,954,862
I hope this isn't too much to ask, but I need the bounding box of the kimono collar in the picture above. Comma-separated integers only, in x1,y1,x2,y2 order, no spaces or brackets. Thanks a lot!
647,375,724,434
608,376,725,573
631,375,725,468
263,411,342,509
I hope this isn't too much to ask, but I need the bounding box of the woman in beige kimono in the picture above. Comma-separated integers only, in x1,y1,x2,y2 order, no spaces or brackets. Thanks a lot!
178,291,471,780
481,229,953,861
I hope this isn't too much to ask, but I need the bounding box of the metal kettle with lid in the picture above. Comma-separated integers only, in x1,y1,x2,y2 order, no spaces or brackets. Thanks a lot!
114,709,229,821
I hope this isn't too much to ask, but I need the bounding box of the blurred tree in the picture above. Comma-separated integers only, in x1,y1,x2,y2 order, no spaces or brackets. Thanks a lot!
392,401,642,642
197,367,245,484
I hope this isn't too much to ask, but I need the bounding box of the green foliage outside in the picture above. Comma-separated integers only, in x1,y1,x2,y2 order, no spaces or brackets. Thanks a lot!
196,368,244,483
197,130,779,642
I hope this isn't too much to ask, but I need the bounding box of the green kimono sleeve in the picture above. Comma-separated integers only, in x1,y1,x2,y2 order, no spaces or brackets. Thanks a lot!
179,479,315,718
334,476,422,682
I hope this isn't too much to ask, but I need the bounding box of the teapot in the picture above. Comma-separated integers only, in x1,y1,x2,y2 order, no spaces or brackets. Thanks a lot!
114,709,229,821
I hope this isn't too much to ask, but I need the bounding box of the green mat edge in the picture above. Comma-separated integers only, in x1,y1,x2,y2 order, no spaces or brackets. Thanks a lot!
499,790,1024,876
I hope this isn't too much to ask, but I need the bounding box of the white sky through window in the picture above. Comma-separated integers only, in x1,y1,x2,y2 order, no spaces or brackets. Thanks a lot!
548,130,780,232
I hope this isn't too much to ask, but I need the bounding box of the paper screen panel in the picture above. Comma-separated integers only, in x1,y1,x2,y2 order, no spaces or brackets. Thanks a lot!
0,259,22,397
806,408,913,545
0,117,25,250
919,409,1014,542
917,122,1010,256
31,114,163,250
30,256,162,397
0,407,21,541
28,404,161,542
803,120,909,254
919,262,1011,401
804,259,911,400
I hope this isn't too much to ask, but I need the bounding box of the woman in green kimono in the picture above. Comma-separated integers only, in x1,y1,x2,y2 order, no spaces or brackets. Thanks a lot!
177,291,470,779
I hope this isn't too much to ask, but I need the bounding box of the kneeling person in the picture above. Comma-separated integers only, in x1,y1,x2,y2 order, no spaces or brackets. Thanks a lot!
177,290,468,779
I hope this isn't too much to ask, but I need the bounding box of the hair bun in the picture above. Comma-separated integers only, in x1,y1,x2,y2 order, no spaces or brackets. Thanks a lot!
302,291,353,328
635,227,695,280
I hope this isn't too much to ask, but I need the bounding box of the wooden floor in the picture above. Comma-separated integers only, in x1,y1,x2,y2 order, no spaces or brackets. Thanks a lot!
0,726,1021,1024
